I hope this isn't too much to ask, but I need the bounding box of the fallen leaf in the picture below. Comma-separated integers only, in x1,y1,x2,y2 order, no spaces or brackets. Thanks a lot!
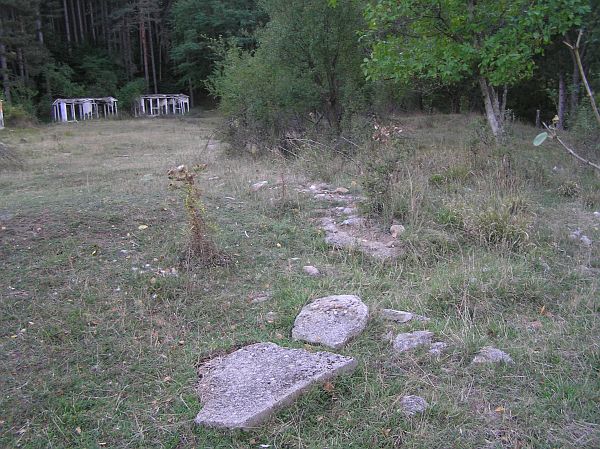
323,381,334,393
138,225,148,230
495,406,505,413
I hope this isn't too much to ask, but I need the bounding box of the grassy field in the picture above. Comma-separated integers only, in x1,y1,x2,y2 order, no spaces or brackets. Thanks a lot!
0,113,598,449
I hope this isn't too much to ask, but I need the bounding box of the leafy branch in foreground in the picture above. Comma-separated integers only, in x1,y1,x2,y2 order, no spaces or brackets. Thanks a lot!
167,164,228,266
533,121,600,172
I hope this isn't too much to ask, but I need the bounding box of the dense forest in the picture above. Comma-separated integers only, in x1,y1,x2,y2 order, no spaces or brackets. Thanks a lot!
0,0,263,120
0,0,598,141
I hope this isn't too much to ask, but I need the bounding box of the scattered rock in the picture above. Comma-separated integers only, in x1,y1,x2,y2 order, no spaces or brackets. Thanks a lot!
334,187,350,194
471,346,513,364
195,342,357,429
251,181,268,192
249,292,272,304
390,224,406,238
393,331,434,353
309,183,332,192
399,395,428,416
341,217,365,227
594,211,600,219
526,320,543,331
302,265,321,277
292,295,369,349
265,311,277,323
580,235,592,246
380,309,430,324
428,342,448,355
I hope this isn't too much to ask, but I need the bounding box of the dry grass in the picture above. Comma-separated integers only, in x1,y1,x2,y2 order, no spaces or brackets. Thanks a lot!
0,113,598,448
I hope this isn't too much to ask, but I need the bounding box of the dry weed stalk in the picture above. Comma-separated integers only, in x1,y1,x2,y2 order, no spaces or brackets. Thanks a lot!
167,164,227,266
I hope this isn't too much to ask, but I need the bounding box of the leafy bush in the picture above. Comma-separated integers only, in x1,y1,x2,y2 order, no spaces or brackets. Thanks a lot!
209,0,366,150
2,101,36,127
117,79,146,116
44,63,85,98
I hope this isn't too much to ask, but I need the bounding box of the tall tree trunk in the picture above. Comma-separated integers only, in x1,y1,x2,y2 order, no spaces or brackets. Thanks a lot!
139,17,149,90
35,10,44,44
101,0,108,46
70,0,79,45
17,48,25,82
76,0,85,42
88,1,96,43
148,17,158,94
557,73,566,129
63,0,72,52
188,77,194,108
0,41,10,103
126,23,134,80
570,49,580,116
478,77,503,138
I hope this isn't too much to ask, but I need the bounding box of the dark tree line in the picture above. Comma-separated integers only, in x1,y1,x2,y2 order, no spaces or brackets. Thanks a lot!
0,0,262,118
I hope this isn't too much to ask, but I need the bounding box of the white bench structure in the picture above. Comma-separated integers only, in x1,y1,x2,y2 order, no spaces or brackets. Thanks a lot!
52,97,118,123
134,94,190,117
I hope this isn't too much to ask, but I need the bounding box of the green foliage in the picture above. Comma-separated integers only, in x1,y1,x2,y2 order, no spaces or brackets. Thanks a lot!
363,0,589,87
171,0,265,91
117,79,147,114
77,52,121,97
43,63,85,98
463,200,532,251
570,98,600,152
209,0,366,145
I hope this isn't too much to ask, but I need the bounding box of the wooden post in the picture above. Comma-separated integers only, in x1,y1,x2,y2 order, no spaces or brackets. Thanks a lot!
535,109,541,128
0,100,4,129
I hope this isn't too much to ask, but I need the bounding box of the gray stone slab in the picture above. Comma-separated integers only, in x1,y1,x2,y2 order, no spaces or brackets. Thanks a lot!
380,309,430,323
292,295,369,349
393,331,434,353
399,395,428,416
471,346,513,364
195,342,357,429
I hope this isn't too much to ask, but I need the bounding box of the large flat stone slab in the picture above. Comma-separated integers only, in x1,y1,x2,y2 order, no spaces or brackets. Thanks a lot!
292,295,369,349
195,342,357,429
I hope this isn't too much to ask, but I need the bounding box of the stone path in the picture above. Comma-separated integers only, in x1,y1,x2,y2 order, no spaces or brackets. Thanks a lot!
192,181,516,431
299,183,404,260
194,342,357,429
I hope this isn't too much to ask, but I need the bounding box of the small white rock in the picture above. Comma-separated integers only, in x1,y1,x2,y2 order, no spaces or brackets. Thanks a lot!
399,395,428,416
390,224,406,238
580,235,592,246
302,265,321,277
380,309,430,323
251,181,269,192
428,342,448,355
472,346,513,364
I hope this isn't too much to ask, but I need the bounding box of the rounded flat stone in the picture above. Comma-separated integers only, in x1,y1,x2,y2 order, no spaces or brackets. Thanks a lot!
292,295,369,349
393,331,434,353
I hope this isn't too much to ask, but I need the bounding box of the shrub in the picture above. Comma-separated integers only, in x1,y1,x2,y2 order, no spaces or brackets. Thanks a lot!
117,79,146,116
557,180,580,198
209,0,366,150
463,201,532,251
167,164,227,266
